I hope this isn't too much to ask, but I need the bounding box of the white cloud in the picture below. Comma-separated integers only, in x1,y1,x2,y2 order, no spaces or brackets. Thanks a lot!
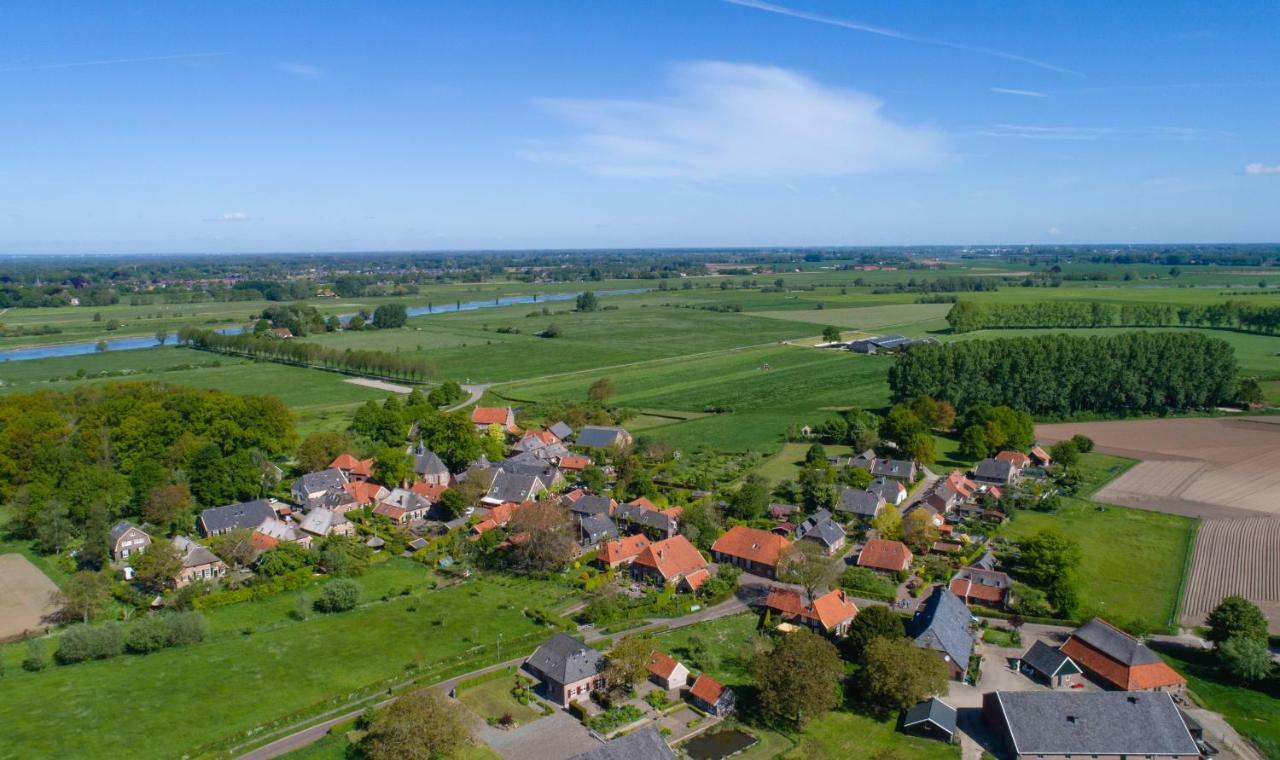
278,62,322,77
990,87,1047,98
1048,226,1062,236
203,212,254,223
1244,162,1280,175
525,61,945,180
979,124,1203,140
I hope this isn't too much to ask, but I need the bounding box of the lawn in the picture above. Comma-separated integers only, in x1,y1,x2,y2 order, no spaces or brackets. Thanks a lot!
0,568,572,760
1157,645,1280,759
658,614,958,760
457,674,547,727
755,442,855,484
999,499,1196,631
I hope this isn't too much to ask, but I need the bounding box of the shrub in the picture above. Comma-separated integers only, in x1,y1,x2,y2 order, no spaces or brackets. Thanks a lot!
22,640,46,672
126,616,170,654
56,623,124,664
314,579,361,613
164,611,208,646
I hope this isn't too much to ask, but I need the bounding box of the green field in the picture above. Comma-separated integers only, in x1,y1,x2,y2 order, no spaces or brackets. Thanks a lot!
0,563,572,760
1157,646,1280,759
457,674,547,726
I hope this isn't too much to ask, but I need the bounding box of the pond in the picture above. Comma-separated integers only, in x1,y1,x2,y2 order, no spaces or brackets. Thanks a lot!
681,728,758,760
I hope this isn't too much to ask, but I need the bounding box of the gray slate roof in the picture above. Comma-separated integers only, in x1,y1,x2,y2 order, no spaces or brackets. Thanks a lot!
527,632,605,685
869,477,905,502
903,697,957,735
989,691,1199,756
412,448,449,478
568,726,675,760
615,503,676,533
577,425,629,448
795,509,845,548
1020,640,1077,678
871,458,916,479
570,494,615,517
298,508,349,536
579,514,618,544
1071,618,1163,666
906,586,975,667
110,520,141,544
547,421,574,441
974,458,1014,482
173,536,221,568
198,499,277,535
836,487,884,518
294,468,347,495
486,471,545,503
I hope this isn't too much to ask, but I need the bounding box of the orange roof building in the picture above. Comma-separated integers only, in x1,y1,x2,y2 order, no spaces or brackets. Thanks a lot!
995,451,1031,469
764,587,859,635
1059,619,1186,692
330,453,375,480
856,539,913,573
598,534,651,568
1030,445,1052,466
631,535,708,586
688,674,735,716
344,480,390,505
471,406,519,434
711,526,791,578
646,651,690,689
409,482,448,502
558,455,592,471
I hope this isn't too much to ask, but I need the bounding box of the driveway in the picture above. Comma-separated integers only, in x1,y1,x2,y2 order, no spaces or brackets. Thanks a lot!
478,710,599,760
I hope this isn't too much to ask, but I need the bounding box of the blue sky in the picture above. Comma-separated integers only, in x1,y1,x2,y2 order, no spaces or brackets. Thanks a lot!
1,0,1278,253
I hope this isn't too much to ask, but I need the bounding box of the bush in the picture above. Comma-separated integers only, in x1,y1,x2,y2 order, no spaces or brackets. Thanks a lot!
56,623,124,664
314,579,360,613
164,611,208,646
22,640,46,672
126,616,170,654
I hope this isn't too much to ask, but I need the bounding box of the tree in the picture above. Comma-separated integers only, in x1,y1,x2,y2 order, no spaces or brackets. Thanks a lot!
1217,636,1275,682
257,542,314,576
799,466,836,511
314,579,361,613
373,446,413,487
959,424,989,460
144,483,192,528
155,329,168,346
350,400,406,447
604,634,657,690
54,570,113,624
1206,596,1269,645
133,539,183,592
881,405,925,446
902,432,937,466
541,322,563,338
726,474,771,521
871,507,902,541
803,443,828,468
902,509,940,554
372,303,408,329
1070,434,1095,453
844,604,905,662
587,378,617,403
361,688,473,760
80,502,111,570
778,541,840,605
296,431,350,473
1018,529,1081,587
575,291,599,312
437,489,469,519
750,629,843,726
1049,440,1080,469
416,410,483,471
316,535,372,577
858,636,949,714
505,500,575,573
35,501,75,555
821,326,842,343
210,528,258,570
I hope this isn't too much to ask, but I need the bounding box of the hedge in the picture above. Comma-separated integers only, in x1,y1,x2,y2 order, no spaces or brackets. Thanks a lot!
193,569,315,610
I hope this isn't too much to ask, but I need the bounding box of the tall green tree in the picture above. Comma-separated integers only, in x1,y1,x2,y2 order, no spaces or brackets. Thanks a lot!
858,636,949,714
750,630,843,726
361,688,473,760
1206,596,1269,645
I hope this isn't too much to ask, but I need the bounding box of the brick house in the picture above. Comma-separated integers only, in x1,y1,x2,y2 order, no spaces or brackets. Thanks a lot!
711,525,790,578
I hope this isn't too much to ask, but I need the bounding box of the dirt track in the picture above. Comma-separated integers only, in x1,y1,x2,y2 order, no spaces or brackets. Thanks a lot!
1038,416,1280,519
0,554,59,641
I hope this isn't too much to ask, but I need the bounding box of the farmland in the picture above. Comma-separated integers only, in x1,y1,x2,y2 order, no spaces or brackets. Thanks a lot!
1181,516,1280,634
0,554,60,641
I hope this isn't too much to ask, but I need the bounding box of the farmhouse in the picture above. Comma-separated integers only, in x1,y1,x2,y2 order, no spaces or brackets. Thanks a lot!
172,536,227,588
994,450,1031,470
973,458,1015,486
869,477,908,506
794,509,846,555
1059,618,1186,692
711,525,790,578
484,472,546,505
688,674,735,716
982,691,1200,760
576,425,633,449
598,534,651,568
614,501,677,539
1016,641,1084,689
292,468,350,509
471,406,519,434
906,586,975,681
329,453,374,481
525,633,606,707
373,488,433,525
198,499,278,537
856,539,913,573
847,335,912,354
948,566,1012,609
298,507,354,538
110,521,150,562
629,535,707,589
763,587,858,636
901,697,958,744
836,487,885,520
647,652,689,690
578,514,619,548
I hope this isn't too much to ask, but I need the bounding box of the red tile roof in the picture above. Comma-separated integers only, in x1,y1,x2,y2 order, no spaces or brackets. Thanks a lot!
471,407,519,433
633,535,707,581
764,587,858,631
689,674,725,705
599,534,651,565
330,453,375,477
558,455,591,470
628,497,659,511
995,451,1030,469
1030,445,1052,465
949,577,1006,604
944,470,978,498
681,567,710,592
250,531,278,550
344,480,388,505
856,539,913,572
409,482,448,502
647,651,682,680
711,526,790,568
1060,620,1187,691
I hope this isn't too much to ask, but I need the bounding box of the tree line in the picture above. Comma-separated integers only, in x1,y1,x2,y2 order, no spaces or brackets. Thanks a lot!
177,326,433,382
887,332,1238,417
947,299,1280,335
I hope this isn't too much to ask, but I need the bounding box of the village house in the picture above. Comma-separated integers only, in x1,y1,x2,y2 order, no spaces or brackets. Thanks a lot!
110,521,150,562
546,421,574,441
525,633,606,707
557,454,592,473
629,535,708,590
578,514,619,548
410,444,451,486
298,507,354,538
647,651,690,690
1059,618,1187,692
982,691,1201,760
373,487,433,525
794,509,846,555
836,486,885,521
973,458,1016,486
342,479,388,507
906,586,976,681
292,468,350,509
568,493,616,518
948,565,1013,609
868,457,919,481
1016,641,1085,689
614,500,677,540
688,674,735,716
597,533,652,569
869,477,908,506
329,453,374,482
471,406,520,435
902,698,958,744
410,481,448,504
763,587,859,636
994,450,1031,471
1029,445,1053,467
484,471,546,505
856,538,913,574
711,525,791,578
198,499,279,537
470,501,522,538
575,425,633,449
255,516,312,548
172,536,227,588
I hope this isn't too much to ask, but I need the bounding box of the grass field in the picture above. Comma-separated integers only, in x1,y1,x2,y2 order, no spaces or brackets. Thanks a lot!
0,564,572,760
658,614,958,760
1157,646,1280,759
457,675,547,726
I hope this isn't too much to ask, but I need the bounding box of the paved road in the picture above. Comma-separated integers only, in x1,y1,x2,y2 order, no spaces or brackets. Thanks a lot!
235,594,749,760
445,383,491,412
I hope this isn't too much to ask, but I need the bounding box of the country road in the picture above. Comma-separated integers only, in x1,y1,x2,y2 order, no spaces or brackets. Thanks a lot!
445,383,491,411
